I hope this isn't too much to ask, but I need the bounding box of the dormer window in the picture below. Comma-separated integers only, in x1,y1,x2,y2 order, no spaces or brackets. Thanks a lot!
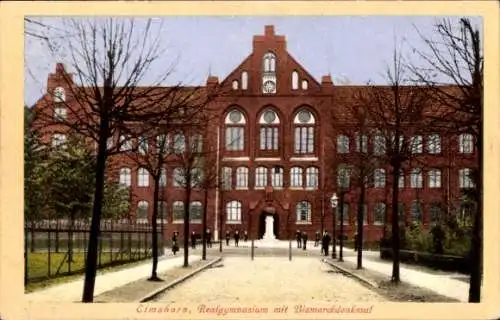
53,87,66,102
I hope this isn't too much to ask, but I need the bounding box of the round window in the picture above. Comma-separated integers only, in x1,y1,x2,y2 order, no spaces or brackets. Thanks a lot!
229,110,242,123
263,110,276,123
298,110,311,123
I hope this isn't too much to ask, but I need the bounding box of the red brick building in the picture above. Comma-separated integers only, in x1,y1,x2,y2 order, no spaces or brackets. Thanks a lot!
32,25,477,242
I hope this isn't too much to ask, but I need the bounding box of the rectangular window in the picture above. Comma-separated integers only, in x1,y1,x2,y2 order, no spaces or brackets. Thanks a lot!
173,202,184,221
410,169,423,188
410,136,423,154
222,167,232,190
355,133,368,153
190,202,203,221
428,169,441,188
290,167,303,188
236,167,248,189
119,135,132,152
374,169,386,188
459,134,473,154
374,203,385,225
306,167,318,189
138,136,148,155
398,170,405,188
173,168,185,187
337,135,349,153
337,166,350,189
429,204,442,224
260,127,278,150
294,127,314,154
159,168,167,187
374,135,386,155
459,168,474,188
52,134,67,148
427,134,441,154
226,127,244,151
337,204,350,225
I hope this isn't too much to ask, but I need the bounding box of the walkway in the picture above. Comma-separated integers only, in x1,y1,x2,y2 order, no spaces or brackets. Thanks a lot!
153,256,385,304
26,254,201,302
339,247,469,302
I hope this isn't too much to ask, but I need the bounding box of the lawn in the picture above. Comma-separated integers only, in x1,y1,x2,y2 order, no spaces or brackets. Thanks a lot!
25,251,157,292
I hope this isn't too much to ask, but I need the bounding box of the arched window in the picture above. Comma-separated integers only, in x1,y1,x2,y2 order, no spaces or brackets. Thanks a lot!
225,109,246,151
255,167,267,188
136,201,149,222
290,167,303,188
172,201,184,222
241,71,248,90
272,166,284,189
236,167,248,189
119,168,131,187
355,133,368,153
306,167,318,189
337,135,350,153
301,80,308,90
373,169,386,188
374,134,386,155
53,87,66,102
259,109,280,150
296,201,311,222
138,168,149,187
190,201,203,221
293,109,315,154
292,71,299,90
263,52,276,72
232,80,239,90
226,201,242,222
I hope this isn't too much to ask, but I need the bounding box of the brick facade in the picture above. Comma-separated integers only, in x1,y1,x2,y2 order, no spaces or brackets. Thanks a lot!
32,25,477,242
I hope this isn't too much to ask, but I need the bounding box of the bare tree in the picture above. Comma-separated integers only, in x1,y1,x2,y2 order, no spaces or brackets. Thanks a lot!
408,17,483,302
356,45,432,283
27,17,205,302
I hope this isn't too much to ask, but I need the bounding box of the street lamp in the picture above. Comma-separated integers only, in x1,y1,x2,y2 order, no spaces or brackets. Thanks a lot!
330,193,338,259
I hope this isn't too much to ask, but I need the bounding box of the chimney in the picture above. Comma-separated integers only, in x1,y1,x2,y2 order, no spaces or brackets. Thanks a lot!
265,25,275,37
321,74,334,93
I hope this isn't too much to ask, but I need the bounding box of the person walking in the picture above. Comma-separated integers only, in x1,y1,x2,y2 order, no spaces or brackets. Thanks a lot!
296,230,302,248
225,230,231,246
191,231,197,249
314,231,320,247
302,232,308,250
234,230,240,247
322,231,331,257
172,232,179,255
206,228,212,248
243,230,248,242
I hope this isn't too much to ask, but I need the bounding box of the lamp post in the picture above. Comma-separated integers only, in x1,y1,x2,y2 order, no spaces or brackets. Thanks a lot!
338,190,345,262
330,193,338,259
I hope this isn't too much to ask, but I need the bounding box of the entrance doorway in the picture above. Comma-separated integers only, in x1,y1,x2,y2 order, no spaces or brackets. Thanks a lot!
258,209,279,239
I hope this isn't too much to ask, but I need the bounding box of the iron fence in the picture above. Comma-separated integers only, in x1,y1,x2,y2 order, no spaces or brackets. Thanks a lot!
24,219,164,284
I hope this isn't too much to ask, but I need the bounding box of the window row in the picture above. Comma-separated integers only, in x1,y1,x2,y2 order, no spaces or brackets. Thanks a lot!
221,166,319,190
336,133,474,155
120,167,203,188
135,200,202,222
225,108,315,154
334,202,445,225
338,167,475,189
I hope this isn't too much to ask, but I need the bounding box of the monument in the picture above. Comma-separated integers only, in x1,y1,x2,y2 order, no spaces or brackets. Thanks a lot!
262,216,276,241
255,215,281,247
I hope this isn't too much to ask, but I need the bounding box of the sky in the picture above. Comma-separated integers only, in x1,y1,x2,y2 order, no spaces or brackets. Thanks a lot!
24,16,482,106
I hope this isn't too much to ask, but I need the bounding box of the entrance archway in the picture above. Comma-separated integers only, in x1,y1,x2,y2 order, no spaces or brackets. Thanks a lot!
258,208,280,239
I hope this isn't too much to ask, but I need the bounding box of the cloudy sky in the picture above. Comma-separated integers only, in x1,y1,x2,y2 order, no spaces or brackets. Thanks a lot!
24,16,481,106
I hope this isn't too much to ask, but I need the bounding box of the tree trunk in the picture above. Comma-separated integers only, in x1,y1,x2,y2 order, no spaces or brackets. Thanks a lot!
356,182,365,269
183,181,192,268
202,188,208,260
390,160,401,283
81,127,108,302
469,123,483,302
149,177,161,281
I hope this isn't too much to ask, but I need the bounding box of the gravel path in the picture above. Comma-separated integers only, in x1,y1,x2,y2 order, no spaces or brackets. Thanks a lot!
154,257,385,304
